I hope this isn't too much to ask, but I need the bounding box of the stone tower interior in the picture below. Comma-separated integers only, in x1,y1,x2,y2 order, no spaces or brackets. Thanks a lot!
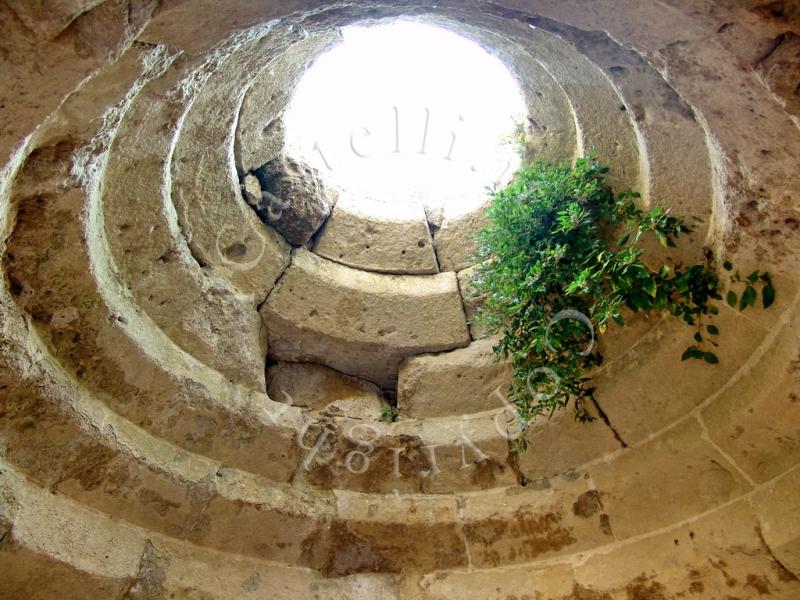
1,1,800,598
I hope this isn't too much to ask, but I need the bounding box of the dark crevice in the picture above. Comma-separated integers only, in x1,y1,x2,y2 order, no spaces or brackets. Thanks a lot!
506,438,528,487
178,224,208,269
590,396,629,448
452,263,475,341
422,206,443,274
755,32,795,66
257,251,294,312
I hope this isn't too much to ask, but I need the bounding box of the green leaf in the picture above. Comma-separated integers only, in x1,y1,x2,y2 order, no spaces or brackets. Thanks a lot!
762,284,776,309
707,324,719,335
726,291,737,308
702,351,719,364
740,285,757,311
681,347,702,361
723,260,733,271
747,270,760,283
643,277,657,298
694,332,703,343
617,232,630,246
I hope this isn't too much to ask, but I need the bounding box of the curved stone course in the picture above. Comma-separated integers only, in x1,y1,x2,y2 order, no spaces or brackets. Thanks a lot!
1,1,800,598
261,248,470,386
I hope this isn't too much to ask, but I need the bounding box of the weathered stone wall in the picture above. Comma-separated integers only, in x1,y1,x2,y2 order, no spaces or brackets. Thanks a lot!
1,1,799,598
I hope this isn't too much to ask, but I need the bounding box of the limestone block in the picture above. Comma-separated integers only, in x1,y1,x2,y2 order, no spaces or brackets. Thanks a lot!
534,11,713,232
157,535,401,599
297,413,513,494
255,155,335,246
266,361,384,419
524,25,641,193
198,494,323,564
461,476,614,568
0,0,149,166
8,0,109,40
107,99,272,388
4,466,146,580
313,197,438,275
261,249,470,387
417,563,576,600
591,306,768,445
590,418,752,539
397,337,511,419
169,30,293,298
236,30,340,173
298,419,433,495
753,468,800,578
514,399,622,482
574,500,800,598
321,491,467,575
432,206,486,273
701,310,800,483
412,413,518,493
0,539,132,600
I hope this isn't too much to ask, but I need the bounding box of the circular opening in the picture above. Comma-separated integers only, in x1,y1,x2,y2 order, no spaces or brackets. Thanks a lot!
284,20,527,218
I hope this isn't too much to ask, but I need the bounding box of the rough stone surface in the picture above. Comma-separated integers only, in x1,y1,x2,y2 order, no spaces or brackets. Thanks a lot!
591,307,769,445
461,477,614,568
590,418,753,539
397,337,511,419
756,31,800,122
236,30,340,174
431,204,487,273
513,399,623,481
753,467,800,578
314,196,439,275
575,500,800,598
241,173,262,206
255,155,335,246
417,563,576,599
701,309,800,483
456,264,491,339
266,361,384,419
261,249,470,386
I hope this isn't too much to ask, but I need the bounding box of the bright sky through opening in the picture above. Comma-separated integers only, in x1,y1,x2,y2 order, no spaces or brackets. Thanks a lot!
284,21,527,216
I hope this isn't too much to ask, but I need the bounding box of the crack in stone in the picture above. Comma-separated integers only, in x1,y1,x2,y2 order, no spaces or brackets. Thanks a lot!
506,439,529,488
422,206,442,274
755,524,800,582
590,397,629,448
754,31,796,66
257,250,294,312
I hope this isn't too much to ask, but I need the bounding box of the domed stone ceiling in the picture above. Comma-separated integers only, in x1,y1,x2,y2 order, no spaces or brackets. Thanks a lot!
1,1,799,599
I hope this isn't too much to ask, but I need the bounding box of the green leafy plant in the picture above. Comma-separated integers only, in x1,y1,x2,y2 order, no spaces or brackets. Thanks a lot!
380,401,398,423
472,158,775,449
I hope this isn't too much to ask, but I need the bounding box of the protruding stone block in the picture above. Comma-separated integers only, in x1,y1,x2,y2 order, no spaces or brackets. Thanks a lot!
261,249,470,387
397,338,511,419
314,197,438,275
255,155,334,246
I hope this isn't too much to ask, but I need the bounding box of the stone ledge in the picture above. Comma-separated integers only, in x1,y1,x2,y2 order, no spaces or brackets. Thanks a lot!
262,249,470,387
